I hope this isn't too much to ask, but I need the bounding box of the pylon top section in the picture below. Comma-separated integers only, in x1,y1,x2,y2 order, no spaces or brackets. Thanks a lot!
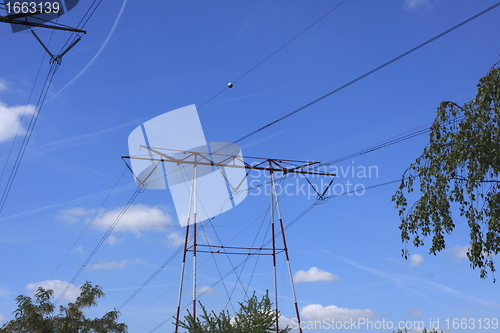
123,104,335,227
123,146,336,177
1,1,86,33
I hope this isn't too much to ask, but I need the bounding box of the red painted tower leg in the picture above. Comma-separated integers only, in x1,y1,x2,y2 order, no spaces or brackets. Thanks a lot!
270,168,279,333
192,160,198,320
273,178,303,333
174,219,190,333
174,162,197,333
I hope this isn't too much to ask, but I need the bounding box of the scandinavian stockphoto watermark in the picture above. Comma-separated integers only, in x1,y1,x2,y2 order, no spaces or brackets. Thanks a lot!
126,105,380,225
290,317,499,330
249,161,379,199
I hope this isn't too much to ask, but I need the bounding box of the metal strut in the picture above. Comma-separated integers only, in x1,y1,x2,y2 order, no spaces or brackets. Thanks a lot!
304,175,335,201
0,15,87,33
270,167,279,333
192,160,198,320
273,172,303,333
174,161,197,333
31,29,82,64
125,150,337,331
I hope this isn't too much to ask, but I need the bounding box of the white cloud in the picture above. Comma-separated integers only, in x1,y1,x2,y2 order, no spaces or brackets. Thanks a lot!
408,308,422,318
26,280,80,303
73,245,84,253
293,267,339,283
0,313,5,322
301,304,376,322
0,102,36,143
0,78,8,91
93,204,172,236
197,286,215,296
89,259,128,270
332,253,498,307
448,245,469,261
409,254,424,266
404,0,431,10
0,284,10,297
58,204,173,236
27,119,139,158
57,207,96,223
167,231,185,247
279,315,294,330
105,235,125,246
387,256,402,264
446,245,496,263
88,258,145,270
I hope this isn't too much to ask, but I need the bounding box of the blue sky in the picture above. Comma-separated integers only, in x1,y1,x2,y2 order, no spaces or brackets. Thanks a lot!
0,1,499,332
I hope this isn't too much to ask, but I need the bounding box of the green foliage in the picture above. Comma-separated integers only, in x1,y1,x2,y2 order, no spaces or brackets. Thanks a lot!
0,282,127,333
176,291,290,333
393,61,500,280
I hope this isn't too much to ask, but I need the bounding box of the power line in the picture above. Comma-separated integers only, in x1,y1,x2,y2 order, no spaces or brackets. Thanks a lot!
53,0,499,320
144,177,402,332
47,170,128,281
0,37,49,189
132,95,470,327
147,0,348,147
55,186,144,304
120,157,405,328
128,1,498,188
0,0,112,214
114,117,437,318
0,61,60,213
196,0,348,110
115,109,456,319
57,0,107,54
0,21,59,211
231,2,500,146
1,0,125,298
117,242,183,311
320,114,466,167
117,204,273,317
322,127,431,166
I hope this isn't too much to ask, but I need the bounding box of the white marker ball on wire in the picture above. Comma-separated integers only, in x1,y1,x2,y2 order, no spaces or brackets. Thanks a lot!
228,83,233,88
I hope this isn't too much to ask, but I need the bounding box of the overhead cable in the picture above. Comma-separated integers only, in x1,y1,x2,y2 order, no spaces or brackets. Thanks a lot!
0,61,60,213
55,186,144,304
197,0,348,110
231,2,500,146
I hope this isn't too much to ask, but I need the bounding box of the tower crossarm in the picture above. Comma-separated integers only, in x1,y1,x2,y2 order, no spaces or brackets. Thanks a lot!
122,146,336,177
0,15,86,33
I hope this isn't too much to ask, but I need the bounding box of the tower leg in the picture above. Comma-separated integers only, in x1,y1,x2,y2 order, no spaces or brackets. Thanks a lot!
270,169,279,333
174,163,197,332
174,220,190,333
271,173,302,333
192,161,198,320
274,185,303,333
